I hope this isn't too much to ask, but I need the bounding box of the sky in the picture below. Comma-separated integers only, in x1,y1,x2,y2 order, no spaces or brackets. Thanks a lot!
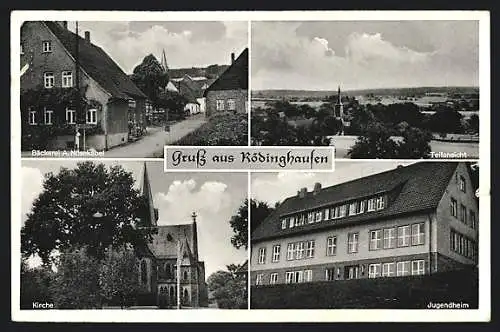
251,160,417,206
20,160,248,277
251,21,479,91
67,21,248,74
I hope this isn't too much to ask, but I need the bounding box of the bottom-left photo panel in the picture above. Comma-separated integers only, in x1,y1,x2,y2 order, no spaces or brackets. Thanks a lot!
19,160,249,310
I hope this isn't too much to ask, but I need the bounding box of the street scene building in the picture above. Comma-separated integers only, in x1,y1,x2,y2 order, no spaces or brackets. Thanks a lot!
250,162,478,286
21,21,148,151
137,163,208,308
204,48,249,116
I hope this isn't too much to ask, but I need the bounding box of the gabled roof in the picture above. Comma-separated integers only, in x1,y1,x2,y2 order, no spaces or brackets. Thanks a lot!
176,79,202,103
43,21,147,100
204,48,248,96
252,162,459,242
148,223,196,259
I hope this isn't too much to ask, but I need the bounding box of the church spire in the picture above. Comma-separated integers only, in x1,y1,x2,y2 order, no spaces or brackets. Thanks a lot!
161,49,168,73
140,162,158,226
337,85,342,105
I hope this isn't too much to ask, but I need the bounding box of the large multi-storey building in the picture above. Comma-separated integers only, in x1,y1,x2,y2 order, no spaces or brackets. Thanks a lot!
250,162,478,286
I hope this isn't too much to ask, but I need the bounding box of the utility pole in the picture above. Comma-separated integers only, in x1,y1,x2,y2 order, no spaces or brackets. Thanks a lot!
177,239,182,309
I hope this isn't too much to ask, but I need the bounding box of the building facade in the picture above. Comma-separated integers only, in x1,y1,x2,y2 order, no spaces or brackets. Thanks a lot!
136,163,208,308
21,21,147,151
250,162,478,286
204,49,248,117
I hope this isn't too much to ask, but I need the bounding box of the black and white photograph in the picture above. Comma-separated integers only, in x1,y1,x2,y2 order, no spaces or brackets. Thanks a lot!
250,161,479,308
20,20,248,158
20,161,248,309
251,21,480,159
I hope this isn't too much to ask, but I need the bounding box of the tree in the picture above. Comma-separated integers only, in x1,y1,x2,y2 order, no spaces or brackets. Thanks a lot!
130,54,169,104
156,89,188,120
467,114,479,134
20,260,55,309
250,199,274,233
52,246,101,309
99,246,144,308
207,264,247,309
428,108,464,134
397,127,432,159
21,161,155,264
229,199,248,250
348,122,399,158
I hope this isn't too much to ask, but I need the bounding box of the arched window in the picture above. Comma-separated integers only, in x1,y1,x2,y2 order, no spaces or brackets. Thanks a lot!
183,288,189,305
183,270,188,281
141,259,148,286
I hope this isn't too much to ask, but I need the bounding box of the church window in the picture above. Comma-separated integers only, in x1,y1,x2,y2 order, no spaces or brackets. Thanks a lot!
183,270,188,280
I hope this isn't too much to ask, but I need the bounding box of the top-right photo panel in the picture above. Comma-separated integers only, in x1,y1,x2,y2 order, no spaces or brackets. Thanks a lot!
250,21,479,159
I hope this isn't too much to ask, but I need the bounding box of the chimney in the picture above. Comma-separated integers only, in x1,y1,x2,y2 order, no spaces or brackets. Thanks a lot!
231,52,235,64
298,187,307,198
313,182,322,195
84,31,90,43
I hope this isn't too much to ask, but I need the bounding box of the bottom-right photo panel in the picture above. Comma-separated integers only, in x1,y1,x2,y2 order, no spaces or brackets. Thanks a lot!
250,161,479,309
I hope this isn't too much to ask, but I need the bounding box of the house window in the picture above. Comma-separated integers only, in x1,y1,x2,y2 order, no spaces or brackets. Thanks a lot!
331,206,339,219
66,108,76,124
272,245,280,262
295,242,305,259
450,197,458,217
128,99,136,108
307,212,314,223
314,211,322,222
382,262,396,277
255,274,263,285
281,219,287,230
369,229,382,250
269,273,278,285
346,266,359,280
326,268,335,281
339,205,347,217
61,71,73,88
294,216,301,227
324,208,330,220
86,109,97,124
397,225,411,247
411,223,425,246
288,217,294,228
299,214,305,225
285,272,294,284
470,210,477,229
367,198,376,212
349,203,356,215
294,271,304,283
383,228,396,249
44,72,54,88
411,260,425,276
306,240,315,258
286,243,294,261
347,232,359,253
44,109,53,125
29,110,37,125
356,200,365,214
459,176,466,192
216,99,225,111
396,261,410,276
376,196,385,210
227,99,236,111
368,264,381,278
326,236,337,256
460,204,467,223
257,247,266,264
304,270,313,282
42,40,52,53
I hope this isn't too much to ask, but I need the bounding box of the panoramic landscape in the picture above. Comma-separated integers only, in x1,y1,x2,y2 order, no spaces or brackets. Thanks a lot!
251,21,479,159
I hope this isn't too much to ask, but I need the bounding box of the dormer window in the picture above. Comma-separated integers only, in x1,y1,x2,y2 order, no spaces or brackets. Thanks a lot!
376,196,385,210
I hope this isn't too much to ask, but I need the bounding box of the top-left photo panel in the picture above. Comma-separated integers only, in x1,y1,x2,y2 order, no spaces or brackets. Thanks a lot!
20,21,249,158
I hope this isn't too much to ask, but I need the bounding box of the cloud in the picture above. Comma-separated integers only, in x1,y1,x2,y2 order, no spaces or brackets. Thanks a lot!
21,167,44,221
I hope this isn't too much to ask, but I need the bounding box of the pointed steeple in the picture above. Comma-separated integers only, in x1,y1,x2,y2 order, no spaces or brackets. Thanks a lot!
161,49,168,73
140,162,158,226
337,85,342,105
191,212,199,260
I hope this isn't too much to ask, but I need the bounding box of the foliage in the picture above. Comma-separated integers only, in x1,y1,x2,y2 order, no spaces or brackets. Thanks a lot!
21,161,156,265
156,89,188,120
173,113,248,146
348,122,399,158
51,246,102,309
207,264,247,309
397,127,433,159
99,246,144,308
20,260,55,309
250,199,274,233
229,199,248,250
466,114,479,134
427,108,464,134
130,54,169,103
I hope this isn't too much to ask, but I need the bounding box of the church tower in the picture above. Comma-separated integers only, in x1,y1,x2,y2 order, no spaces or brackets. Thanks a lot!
334,85,344,118
140,162,158,227
160,49,168,73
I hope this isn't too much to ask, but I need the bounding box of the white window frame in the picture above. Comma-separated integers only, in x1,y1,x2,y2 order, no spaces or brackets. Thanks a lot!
288,217,294,228
257,247,266,264
459,176,466,192
269,273,278,285
397,261,410,276
327,236,337,256
306,240,315,258
314,211,322,222
383,228,396,249
369,229,382,250
382,262,395,277
294,270,304,283
255,274,263,285
303,270,313,282
356,200,365,214
307,212,314,223
324,208,330,220
29,110,37,125
44,109,53,125
411,260,425,276
299,214,305,225
339,205,347,217
285,272,294,284
325,268,335,281
61,71,73,88
295,242,305,260
286,243,294,261
294,215,301,227
44,72,54,88
397,225,411,247
347,233,359,253
272,245,280,262
331,206,339,219
367,198,376,212
66,108,76,124
86,108,97,124
349,202,356,215
281,219,287,230
42,40,52,53
368,264,381,278
470,210,477,229
376,196,385,210
216,99,225,111
347,266,359,280
411,223,425,246
227,99,236,111
450,198,458,217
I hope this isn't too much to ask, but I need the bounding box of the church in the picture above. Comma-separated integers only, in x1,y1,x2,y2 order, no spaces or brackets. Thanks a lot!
135,163,209,308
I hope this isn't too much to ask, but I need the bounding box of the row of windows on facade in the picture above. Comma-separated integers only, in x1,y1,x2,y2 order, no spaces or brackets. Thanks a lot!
42,71,74,89
450,197,477,229
216,99,237,111
28,108,97,125
450,228,478,260
255,260,426,285
280,195,386,231
257,222,425,264
21,40,53,55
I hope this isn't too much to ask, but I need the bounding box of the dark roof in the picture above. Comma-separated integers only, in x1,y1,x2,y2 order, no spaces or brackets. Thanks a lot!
204,48,248,96
176,79,201,103
44,21,147,100
252,162,459,242
148,223,195,259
